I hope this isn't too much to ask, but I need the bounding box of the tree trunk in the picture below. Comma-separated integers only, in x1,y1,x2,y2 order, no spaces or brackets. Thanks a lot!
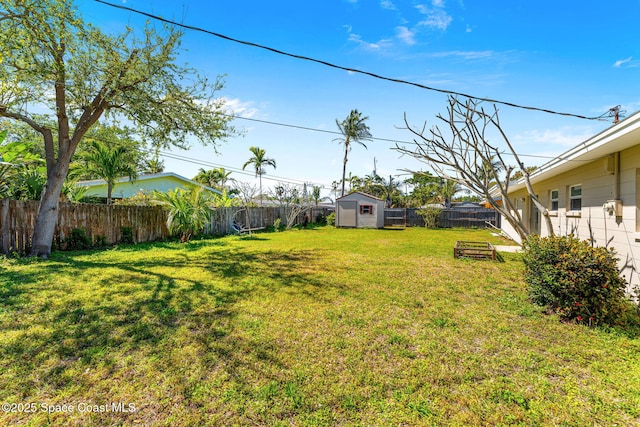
30,162,70,257
107,181,113,205
341,144,349,197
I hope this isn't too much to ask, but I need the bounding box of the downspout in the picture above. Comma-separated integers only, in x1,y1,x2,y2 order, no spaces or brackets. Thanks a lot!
614,151,621,201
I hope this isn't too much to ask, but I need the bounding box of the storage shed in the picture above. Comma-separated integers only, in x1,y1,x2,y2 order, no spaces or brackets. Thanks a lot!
336,192,384,228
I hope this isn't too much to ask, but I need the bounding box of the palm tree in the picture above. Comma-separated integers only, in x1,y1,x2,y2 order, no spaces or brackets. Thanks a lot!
83,140,137,204
193,167,233,190
213,167,233,190
242,146,276,206
381,175,402,208
143,157,165,174
363,173,382,196
335,109,372,197
193,168,219,188
154,187,213,243
440,179,461,207
311,185,328,206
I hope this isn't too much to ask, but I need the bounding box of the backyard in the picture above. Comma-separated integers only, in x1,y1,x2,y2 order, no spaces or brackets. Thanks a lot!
0,227,639,426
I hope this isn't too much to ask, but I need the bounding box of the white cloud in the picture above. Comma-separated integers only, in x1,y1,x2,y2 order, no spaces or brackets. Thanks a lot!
514,127,597,148
416,2,453,31
348,32,393,51
350,0,454,51
219,98,258,119
396,26,416,45
427,50,495,60
465,24,472,33
420,10,452,30
380,0,396,10
613,56,633,68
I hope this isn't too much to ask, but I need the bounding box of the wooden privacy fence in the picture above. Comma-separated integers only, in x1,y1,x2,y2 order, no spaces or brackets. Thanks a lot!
438,208,500,229
385,207,500,229
0,200,169,254
0,200,333,254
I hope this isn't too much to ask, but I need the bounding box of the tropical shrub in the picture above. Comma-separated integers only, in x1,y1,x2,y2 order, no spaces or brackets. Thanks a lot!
417,207,442,229
114,190,155,206
326,212,336,226
522,235,631,326
0,131,45,199
120,227,134,244
154,188,213,243
94,235,108,247
64,228,93,250
315,212,327,225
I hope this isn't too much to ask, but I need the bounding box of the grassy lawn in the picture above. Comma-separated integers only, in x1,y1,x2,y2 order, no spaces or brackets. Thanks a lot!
0,227,639,426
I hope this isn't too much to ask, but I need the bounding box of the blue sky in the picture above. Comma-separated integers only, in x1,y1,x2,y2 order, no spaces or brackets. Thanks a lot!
83,0,640,198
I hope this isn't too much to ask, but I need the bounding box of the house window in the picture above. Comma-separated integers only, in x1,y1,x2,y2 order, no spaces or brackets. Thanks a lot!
569,185,582,211
550,190,559,211
360,204,373,215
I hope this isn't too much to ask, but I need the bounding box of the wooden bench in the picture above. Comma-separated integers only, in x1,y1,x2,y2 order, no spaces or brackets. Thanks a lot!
454,241,496,260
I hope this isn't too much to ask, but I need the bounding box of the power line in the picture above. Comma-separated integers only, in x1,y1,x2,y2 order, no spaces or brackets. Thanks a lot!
157,150,333,188
224,112,589,163
95,0,615,121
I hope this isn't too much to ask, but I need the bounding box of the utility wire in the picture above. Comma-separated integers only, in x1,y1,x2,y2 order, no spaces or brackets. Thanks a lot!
95,0,615,121
157,150,333,188
225,113,591,162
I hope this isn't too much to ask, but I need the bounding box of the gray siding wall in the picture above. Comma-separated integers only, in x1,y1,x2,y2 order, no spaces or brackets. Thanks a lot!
503,144,640,293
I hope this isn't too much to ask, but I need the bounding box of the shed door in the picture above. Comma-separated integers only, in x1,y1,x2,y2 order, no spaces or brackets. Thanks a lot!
338,201,357,227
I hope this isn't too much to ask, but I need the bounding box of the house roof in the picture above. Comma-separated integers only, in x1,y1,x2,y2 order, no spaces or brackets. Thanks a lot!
507,109,640,193
336,191,383,202
77,172,221,197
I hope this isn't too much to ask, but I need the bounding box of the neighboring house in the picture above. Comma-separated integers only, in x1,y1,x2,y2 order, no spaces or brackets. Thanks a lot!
336,192,384,228
77,172,221,201
501,109,640,291
449,201,485,210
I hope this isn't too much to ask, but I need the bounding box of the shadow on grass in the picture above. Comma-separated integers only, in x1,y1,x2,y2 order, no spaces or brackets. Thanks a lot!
0,242,341,402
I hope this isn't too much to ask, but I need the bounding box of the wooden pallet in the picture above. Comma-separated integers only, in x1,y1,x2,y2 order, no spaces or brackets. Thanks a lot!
454,241,496,260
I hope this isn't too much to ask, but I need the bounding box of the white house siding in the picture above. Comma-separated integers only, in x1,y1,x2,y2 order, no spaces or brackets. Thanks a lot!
504,145,640,293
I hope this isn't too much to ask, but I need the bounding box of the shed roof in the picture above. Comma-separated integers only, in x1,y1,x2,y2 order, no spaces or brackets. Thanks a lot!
336,191,383,202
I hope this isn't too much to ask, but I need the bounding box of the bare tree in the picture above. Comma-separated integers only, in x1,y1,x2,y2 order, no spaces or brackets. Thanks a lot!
395,96,553,242
231,181,260,233
270,182,312,229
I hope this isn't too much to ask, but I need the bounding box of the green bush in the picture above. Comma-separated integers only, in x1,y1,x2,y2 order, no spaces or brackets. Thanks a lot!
94,235,108,247
315,212,327,225
417,207,442,229
65,228,92,250
153,188,213,243
120,227,134,244
522,235,631,326
326,212,335,226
